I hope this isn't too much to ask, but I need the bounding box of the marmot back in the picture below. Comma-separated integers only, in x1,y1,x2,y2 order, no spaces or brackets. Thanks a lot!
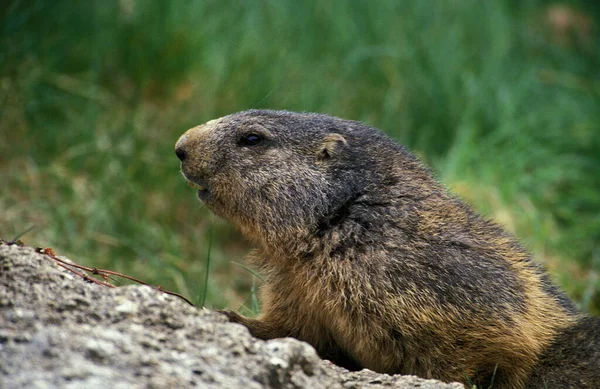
175,109,600,388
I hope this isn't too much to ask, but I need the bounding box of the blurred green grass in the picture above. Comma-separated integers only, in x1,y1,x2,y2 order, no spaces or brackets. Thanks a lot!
1,0,599,313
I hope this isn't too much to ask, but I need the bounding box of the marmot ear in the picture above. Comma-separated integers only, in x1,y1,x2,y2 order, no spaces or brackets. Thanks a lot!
317,133,348,161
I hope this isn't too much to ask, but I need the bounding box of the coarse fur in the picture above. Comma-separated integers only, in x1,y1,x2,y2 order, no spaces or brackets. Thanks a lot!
175,110,600,388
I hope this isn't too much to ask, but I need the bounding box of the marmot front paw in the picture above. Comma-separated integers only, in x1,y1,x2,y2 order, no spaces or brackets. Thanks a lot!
217,309,243,323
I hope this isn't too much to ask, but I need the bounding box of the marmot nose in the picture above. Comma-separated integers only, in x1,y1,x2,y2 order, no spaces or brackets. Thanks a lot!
175,146,187,161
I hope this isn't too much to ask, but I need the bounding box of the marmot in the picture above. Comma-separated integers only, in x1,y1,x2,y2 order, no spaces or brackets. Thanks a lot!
175,110,600,388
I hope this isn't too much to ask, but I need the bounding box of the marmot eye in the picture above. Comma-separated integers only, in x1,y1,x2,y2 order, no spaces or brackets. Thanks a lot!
239,133,263,146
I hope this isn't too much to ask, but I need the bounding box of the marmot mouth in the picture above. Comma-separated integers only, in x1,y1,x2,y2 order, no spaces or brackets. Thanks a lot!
184,177,210,200
182,173,209,191
187,181,206,192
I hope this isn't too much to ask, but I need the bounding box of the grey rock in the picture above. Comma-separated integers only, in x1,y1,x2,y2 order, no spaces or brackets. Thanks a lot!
0,244,464,389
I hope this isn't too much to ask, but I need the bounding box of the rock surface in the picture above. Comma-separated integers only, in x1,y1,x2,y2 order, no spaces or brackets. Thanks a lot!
0,243,463,389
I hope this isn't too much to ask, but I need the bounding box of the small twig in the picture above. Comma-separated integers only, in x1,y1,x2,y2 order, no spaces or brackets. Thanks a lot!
53,259,116,288
10,226,36,243
26,245,194,306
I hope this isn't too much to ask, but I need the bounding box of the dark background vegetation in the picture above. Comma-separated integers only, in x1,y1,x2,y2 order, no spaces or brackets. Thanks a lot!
2,0,599,314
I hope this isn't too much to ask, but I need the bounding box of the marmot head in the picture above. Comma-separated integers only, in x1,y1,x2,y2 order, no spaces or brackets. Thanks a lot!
175,110,425,254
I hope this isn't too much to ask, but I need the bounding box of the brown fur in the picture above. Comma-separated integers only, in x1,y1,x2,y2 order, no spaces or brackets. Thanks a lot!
175,110,599,388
